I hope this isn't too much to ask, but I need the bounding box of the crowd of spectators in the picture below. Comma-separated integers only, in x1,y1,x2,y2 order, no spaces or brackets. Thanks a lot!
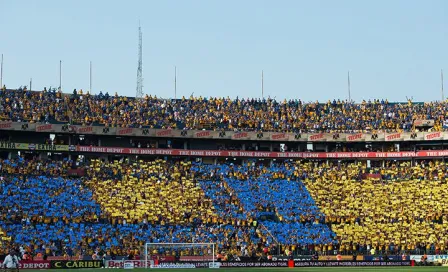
193,160,448,255
2,86,448,132
300,160,448,182
193,163,325,223
3,156,448,259
0,158,266,258
300,160,448,254
0,175,101,223
191,162,336,250
0,158,74,177
1,223,262,259
87,159,215,225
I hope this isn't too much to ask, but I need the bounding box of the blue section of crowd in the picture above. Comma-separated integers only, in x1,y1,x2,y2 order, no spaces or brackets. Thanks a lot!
0,176,100,219
261,221,336,246
197,179,247,220
192,163,336,246
1,223,256,253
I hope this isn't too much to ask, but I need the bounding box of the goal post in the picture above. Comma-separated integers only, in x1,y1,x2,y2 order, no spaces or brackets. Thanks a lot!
144,243,217,269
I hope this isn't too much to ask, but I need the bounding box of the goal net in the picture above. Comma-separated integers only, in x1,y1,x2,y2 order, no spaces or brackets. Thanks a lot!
144,243,217,269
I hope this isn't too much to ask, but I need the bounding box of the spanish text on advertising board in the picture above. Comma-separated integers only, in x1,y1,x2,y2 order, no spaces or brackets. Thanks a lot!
294,261,410,267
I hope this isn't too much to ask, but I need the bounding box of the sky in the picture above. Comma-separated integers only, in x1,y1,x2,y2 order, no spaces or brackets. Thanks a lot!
1,0,447,102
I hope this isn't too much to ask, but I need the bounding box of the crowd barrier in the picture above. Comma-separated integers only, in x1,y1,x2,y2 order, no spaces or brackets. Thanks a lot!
0,121,442,143
6,141,448,159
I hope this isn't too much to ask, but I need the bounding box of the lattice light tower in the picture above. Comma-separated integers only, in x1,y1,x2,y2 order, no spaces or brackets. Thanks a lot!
136,23,144,99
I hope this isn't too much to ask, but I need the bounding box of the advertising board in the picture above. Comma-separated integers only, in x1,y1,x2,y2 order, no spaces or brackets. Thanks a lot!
105,260,151,268
363,255,408,261
218,261,289,267
153,261,411,268
271,255,312,261
410,255,448,263
123,261,134,270
50,260,103,269
0,261,51,269
294,261,411,267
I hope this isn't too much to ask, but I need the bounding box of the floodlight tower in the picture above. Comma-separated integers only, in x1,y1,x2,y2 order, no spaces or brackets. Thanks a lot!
136,22,144,98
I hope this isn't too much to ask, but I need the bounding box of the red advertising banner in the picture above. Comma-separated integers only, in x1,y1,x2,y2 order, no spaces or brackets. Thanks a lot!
346,133,364,142
308,133,326,141
425,132,443,141
232,132,250,140
271,133,289,141
76,126,94,134
117,128,134,136
75,146,448,159
385,133,402,141
155,129,173,137
195,131,212,138
0,121,13,130
35,124,54,132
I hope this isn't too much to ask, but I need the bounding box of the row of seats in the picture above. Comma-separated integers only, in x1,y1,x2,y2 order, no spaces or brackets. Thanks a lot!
1,86,447,132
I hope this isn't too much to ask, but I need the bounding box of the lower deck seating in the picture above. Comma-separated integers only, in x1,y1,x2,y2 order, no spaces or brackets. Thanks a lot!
192,163,336,249
0,175,101,221
301,161,448,252
87,159,215,224
7,158,448,258
1,222,261,257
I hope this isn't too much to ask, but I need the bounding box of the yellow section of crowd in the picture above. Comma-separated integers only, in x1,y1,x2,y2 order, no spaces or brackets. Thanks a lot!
300,160,448,251
0,228,11,246
87,159,216,224
3,86,448,132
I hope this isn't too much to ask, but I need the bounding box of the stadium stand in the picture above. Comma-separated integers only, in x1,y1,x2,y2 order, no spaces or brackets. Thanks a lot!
300,160,448,254
192,162,337,250
3,86,448,262
87,159,215,224
1,86,448,132
0,158,73,176
0,158,267,258
2,153,448,257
